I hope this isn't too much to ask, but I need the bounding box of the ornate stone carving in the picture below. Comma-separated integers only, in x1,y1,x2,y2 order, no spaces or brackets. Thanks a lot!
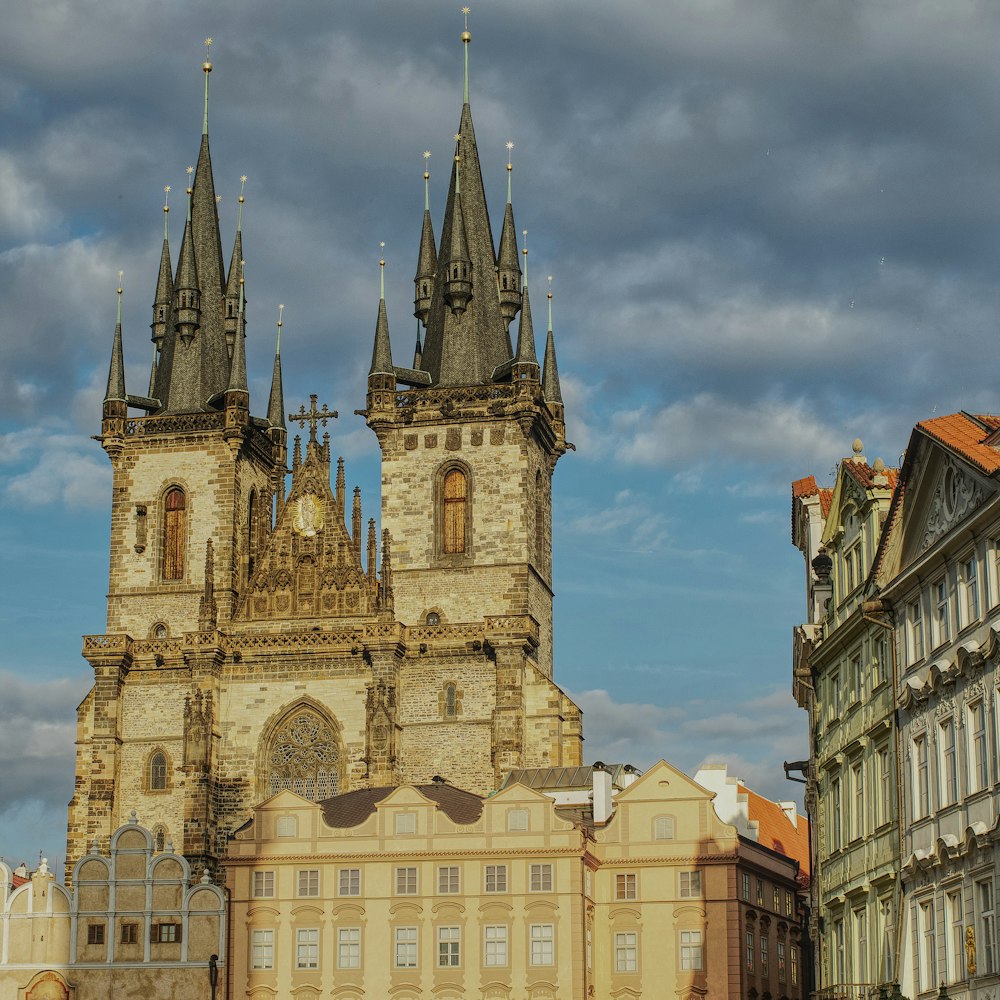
268,710,339,800
293,493,324,537
921,461,986,553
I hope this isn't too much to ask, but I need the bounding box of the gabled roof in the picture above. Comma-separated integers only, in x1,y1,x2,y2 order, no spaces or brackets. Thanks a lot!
917,412,1000,474
320,783,483,828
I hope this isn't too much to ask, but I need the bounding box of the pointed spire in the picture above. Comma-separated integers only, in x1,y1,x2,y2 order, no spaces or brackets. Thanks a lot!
198,537,218,630
542,277,563,404
105,273,127,404
380,528,394,612
267,304,286,429
292,434,302,472
226,260,247,392
224,175,247,356
174,166,201,347
413,152,437,327
513,282,539,372
413,321,423,369
442,137,473,316
369,250,394,377
335,457,346,519
352,486,362,556
497,142,521,329
367,518,377,583
151,186,173,350
461,8,471,104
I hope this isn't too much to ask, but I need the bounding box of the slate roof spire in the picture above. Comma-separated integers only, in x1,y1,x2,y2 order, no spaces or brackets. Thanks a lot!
224,175,247,357
267,304,286,430
413,153,437,327
541,278,563,405
226,260,247,393
497,141,522,329
369,251,394,377
105,273,127,404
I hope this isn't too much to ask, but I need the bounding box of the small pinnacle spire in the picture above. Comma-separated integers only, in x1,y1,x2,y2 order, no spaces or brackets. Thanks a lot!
352,486,362,553
105,273,127,403
514,281,538,367
414,167,438,327
227,261,248,392
276,304,284,355
370,253,394,376
268,305,285,429
202,38,213,135
542,276,563,404
225,176,246,354
413,320,423,368
336,457,346,517
367,518,377,581
461,8,471,104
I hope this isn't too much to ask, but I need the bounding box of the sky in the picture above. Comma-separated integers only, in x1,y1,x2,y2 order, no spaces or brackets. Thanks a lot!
3,0,1000,871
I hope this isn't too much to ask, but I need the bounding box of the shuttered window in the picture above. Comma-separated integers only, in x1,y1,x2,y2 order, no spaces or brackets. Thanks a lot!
443,469,467,554
163,488,186,580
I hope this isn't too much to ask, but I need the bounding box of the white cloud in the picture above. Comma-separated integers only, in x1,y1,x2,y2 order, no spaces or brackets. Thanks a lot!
1,427,110,510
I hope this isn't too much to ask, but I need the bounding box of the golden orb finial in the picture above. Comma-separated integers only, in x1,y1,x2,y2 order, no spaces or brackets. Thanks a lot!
117,270,124,296
203,37,213,73
163,185,170,213
461,6,471,41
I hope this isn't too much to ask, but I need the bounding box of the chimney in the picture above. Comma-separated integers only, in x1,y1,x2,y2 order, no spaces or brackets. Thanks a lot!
592,762,613,824
620,763,640,787
779,801,798,829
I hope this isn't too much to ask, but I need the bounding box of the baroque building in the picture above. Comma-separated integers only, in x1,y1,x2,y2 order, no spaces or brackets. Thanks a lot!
70,27,581,878
790,442,902,993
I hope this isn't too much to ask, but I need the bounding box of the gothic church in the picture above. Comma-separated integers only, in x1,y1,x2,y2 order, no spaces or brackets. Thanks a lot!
72,32,582,875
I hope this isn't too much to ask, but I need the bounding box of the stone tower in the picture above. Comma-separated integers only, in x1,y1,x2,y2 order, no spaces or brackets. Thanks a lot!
70,33,581,880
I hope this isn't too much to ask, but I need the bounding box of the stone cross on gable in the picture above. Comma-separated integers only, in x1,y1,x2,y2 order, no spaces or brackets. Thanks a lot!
289,394,338,443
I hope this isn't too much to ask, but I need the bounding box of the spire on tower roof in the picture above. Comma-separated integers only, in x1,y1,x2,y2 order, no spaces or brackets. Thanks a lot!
497,142,521,330
268,304,286,429
514,281,538,368
226,260,247,393
541,278,562,404
369,250,394,377
413,153,437,327
105,273,127,404
224,175,247,357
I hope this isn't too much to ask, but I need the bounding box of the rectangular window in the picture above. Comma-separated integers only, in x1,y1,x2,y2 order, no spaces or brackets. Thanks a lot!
530,924,554,966
964,556,980,625
835,918,845,983
155,923,180,943
746,929,754,972
874,633,889,687
791,945,799,984
296,928,319,970
437,926,460,967
777,939,786,980
394,811,416,835
679,870,702,898
832,777,842,849
338,867,360,896
485,864,508,893
615,931,638,973
773,887,781,912
394,926,418,969
252,870,275,898
934,578,950,646
507,808,529,831
654,815,675,840
438,865,460,894
947,889,964,983
530,863,553,892
786,890,794,917
337,927,361,969
919,900,936,991
680,929,703,971
87,923,105,945
852,762,864,839
616,872,637,900
395,866,418,895
830,671,841,719
979,879,996,976
969,702,988,792
484,924,508,967
120,922,138,945
297,869,319,897
251,929,273,970
909,599,925,662
855,907,868,982
914,736,929,817
878,746,892,825
742,873,751,901
761,932,769,975
756,878,764,906
939,718,958,805
850,652,862,702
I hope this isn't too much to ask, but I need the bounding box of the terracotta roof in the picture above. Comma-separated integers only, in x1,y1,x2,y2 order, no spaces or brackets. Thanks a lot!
842,461,899,492
319,783,483,828
738,784,810,878
818,488,834,518
792,475,819,499
918,412,1000,474
11,873,29,889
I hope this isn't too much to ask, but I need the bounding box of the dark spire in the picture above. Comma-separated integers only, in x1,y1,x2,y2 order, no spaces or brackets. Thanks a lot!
442,139,473,317
413,155,437,326
541,283,563,404
224,176,247,358
226,261,247,392
173,178,201,348
367,518,377,583
369,256,394,377
352,486,362,557
151,186,173,349
496,144,522,329
105,275,127,404
335,457,346,519
267,305,286,429
512,282,539,377
198,538,218,631
413,322,423,369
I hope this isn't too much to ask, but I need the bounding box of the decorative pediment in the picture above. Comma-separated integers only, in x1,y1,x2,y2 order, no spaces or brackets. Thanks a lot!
919,458,987,554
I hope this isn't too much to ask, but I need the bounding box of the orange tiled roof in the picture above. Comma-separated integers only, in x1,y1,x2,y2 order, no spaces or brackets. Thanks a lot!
818,488,833,518
918,413,1000,474
842,461,899,492
792,475,819,499
739,784,810,878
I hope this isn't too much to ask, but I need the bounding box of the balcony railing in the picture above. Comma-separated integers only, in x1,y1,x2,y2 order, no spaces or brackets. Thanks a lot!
812,986,878,1000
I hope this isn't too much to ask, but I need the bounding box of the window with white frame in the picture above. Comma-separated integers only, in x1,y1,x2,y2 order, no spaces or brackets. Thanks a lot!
947,889,964,983
830,670,842,720
786,890,794,917
831,776,842,850
338,867,360,896
761,931,769,975
963,556,980,625
616,872,637,900
878,746,892,825
852,761,864,839
680,929,703,971
276,815,297,838
251,929,274,970
484,925,508,967
880,897,895,982
506,808,529,831
394,812,416,835
850,652,862,703
939,717,958,806
746,929,754,972
297,869,319,896
484,864,507,893
874,632,889,687
653,815,675,840
969,701,988,792
919,900,936,992
296,928,319,970
615,931,638,972
791,944,799,984
438,926,460,967
438,865,460,894
909,599,925,663
530,863,553,892
777,939,786,980
934,577,950,646
394,926,417,968
530,924,554,966
913,735,929,817
978,879,996,976
834,918,845,983
395,866,417,895
337,927,361,969
252,870,274,898
679,870,702,898
854,907,868,982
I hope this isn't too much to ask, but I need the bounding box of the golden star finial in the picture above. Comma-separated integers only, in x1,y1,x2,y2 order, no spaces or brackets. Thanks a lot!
454,133,461,143
215,194,222,204
203,37,213,73
240,174,247,184
117,270,124,294
423,150,431,160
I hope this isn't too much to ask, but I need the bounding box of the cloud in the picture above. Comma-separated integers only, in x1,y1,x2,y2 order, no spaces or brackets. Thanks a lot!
1,426,110,510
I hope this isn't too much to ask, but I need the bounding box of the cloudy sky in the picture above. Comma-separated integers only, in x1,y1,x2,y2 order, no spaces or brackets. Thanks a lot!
3,0,1000,870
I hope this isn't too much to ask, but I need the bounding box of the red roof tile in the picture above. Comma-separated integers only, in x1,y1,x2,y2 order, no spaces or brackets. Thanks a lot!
792,475,819,499
818,488,833,518
918,413,1000,474
739,784,810,878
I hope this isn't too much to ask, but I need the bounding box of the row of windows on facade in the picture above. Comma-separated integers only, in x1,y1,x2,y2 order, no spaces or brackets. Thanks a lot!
85,922,181,946
913,878,997,991
739,873,798,918
827,897,896,987
248,925,695,974
821,633,891,724
743,928,801,985
823,742,895,852
251,864,705,900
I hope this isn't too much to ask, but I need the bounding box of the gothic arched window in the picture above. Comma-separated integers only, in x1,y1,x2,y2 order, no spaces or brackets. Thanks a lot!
267,709,340,801
163,487,186,580
444,683,457,718
153,825,167,852
442,469,467,554
149,751,168,791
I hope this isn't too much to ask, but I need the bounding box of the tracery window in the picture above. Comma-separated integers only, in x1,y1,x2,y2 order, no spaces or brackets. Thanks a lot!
444,683,457,718
149,750,168,791
442,469,467,554
267,709,339,801
163,487,186,580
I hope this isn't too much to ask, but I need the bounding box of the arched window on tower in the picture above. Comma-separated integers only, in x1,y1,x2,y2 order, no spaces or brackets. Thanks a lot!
149,751,168,792
443,469,467,554
163,487,186,580
444,683,457,718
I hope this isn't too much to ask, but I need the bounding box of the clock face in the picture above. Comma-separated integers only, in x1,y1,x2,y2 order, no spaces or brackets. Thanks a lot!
292,494,325,537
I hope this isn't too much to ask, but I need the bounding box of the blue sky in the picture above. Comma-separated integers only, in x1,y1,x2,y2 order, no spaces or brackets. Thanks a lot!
4,0,1000,870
